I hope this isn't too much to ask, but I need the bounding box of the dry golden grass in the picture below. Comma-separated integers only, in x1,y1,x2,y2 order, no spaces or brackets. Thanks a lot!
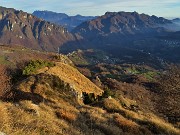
0,102,11,133
46,62,103,96
80,106,107,123
123,109,145,121
0,65,11,98
0,55,179,135
113,113,152,135
145,113,180,135
93,122,123,135
55,109,77,122
114,113,140,131
99,98,180,135
118,95,137,108
0,100,82,135
177,122,180,128
103,98,123,111
0,96,180,135
15,62,103,107
17,76,36,93
101,98,145,122
77,106,123,135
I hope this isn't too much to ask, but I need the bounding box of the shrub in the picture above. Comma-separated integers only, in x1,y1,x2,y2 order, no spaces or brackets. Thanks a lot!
22,60,55,75
142,71,157,80
83,87,115,104
102,87,114,98
83,92,96,104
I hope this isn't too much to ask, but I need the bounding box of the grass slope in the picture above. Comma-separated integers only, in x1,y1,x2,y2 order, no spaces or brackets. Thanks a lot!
0,46,179,135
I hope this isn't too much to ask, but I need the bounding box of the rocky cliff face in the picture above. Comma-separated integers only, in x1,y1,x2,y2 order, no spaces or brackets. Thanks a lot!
73,11,172,36
61,11,174,54
0,7,79,52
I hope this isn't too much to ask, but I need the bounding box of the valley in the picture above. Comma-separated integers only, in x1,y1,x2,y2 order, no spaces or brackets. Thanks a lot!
0,5,180,135
0,45,180,135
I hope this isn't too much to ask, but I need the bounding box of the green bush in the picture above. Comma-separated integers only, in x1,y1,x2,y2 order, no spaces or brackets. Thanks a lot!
143,71,158,80
22,60,55,75
82,87,115,104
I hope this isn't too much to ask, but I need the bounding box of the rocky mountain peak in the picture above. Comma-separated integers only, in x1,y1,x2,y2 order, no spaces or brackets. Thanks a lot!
73,11,172,36
33,10,96,31
0,7,78,52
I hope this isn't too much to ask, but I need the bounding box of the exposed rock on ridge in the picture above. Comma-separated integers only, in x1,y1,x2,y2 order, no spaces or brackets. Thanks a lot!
0,7,80,52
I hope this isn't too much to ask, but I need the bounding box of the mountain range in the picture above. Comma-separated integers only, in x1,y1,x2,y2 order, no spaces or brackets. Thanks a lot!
69,11,172,50
0,6,80,52
73,11,171,35
60,11,180,63
0,6,180,63
33,10,96,31
0,6,180,135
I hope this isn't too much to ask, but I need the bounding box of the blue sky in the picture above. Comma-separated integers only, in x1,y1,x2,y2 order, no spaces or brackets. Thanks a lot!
0,0,180,18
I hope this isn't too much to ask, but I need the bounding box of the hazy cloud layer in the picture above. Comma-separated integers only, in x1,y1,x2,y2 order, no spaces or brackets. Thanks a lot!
164,21,180,31
0,0,180,17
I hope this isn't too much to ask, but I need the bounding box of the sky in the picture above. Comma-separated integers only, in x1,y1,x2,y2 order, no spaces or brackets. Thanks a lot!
0,0,180,18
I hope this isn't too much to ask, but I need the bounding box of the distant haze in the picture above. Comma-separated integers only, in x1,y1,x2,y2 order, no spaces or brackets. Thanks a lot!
163,20,180,31
0,0,180,18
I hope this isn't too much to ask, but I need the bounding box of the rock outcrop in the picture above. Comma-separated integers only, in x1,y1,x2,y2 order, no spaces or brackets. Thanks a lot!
0,7,80,52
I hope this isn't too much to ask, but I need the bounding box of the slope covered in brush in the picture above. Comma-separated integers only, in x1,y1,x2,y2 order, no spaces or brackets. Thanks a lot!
0,45,180,135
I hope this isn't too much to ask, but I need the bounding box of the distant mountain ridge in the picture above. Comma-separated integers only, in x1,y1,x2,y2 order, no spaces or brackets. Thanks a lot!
1,7,179,63
172,18,180,22
0,6,80,52
73,11,172,36
58,11,173,52
58,11,180,63
33,10,96,31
